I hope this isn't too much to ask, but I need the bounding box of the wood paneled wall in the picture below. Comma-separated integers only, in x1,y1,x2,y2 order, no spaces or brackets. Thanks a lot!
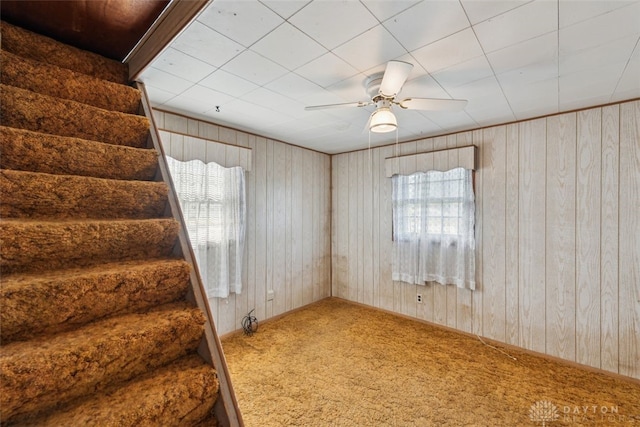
331,100,640,379
153,110,332,336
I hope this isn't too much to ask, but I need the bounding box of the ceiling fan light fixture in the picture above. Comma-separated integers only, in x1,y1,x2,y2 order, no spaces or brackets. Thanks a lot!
370,107,397,133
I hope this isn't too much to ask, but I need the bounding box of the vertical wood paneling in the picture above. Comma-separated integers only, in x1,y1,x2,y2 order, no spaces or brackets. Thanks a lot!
471,129,483,336
302,150,314,306
456,132,473,333
576,109,602,368
518,118,546,353
329,101,638,380
356,151,364,303
545,113,577,361
285,145,293,311
372,148,381,307
505,124,520,346
378,145,394,312
363,149,374,306
619,101,640,379
600,104,619,372
482,126,507,342
336,154,349,300
254,137,268,323
272,142,286,316
155,112,331,335
292,143,304,309
331,153,339,297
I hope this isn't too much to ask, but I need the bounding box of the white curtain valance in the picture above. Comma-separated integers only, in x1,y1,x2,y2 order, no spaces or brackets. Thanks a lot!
385,145,476,177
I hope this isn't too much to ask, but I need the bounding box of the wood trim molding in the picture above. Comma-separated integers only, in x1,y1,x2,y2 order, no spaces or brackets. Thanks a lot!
137,81,244,426
126,0,211,81
384,145,477,177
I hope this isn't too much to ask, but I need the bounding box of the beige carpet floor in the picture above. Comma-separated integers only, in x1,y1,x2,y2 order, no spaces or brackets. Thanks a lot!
221,298,640,426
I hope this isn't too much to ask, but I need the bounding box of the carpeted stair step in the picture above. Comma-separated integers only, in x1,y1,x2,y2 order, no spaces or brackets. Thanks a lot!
0,169,169,220
0,303,206,422
1,50,141,114
0,84,149,148
0,20,128,84
1,259,192,343
0,126,158,181
21,355,219,427
0,218,179,274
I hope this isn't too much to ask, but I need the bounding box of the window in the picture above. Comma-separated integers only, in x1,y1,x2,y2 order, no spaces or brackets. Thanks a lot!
166,156,246,299
392,167,476,289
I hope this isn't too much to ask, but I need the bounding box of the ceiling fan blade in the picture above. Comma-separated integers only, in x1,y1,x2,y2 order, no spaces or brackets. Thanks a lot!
379,61,413,97
305,101,371,111
398,97,468,111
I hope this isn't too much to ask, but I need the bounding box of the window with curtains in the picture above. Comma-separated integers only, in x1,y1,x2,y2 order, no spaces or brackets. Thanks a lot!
166,156,246,299
392,167,476,289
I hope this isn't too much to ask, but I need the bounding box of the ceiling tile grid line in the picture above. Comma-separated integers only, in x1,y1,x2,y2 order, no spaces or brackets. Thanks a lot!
139,0,640,154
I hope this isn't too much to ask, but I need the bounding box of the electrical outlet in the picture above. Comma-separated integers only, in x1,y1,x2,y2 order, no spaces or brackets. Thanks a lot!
417,294,423,303
267,290,274,301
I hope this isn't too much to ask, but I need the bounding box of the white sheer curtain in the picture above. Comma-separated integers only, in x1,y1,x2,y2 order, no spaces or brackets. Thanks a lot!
392,167,476,289
166,156,246,298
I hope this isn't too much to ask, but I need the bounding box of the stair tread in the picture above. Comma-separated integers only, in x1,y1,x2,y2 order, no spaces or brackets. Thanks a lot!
1,84,149,148
0,218,180,274
1,258,191,343
25,354,218,427
0,303,206,422
0,169,169,220
0,126,158,181
1,20,129,84
1,50,141,114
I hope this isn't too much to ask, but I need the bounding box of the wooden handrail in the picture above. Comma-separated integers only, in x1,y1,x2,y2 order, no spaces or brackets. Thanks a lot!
137,81,244,427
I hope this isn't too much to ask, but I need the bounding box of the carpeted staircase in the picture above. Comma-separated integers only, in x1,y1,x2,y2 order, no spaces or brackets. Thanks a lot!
0,21,221,425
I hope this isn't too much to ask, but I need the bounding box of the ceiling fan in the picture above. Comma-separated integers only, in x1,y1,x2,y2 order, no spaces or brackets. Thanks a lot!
304,61,468,133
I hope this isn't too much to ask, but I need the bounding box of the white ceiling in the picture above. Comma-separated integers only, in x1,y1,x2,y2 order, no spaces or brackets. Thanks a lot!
139,0,640,154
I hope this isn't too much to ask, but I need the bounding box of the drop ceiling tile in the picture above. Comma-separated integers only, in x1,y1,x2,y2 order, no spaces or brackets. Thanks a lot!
420,110,476,130
487,32,557,75
497,59,558,88
383,1,469,52
412,28,484,74
265,73,323,100
560,34,638,77
360,0,421,22
172,21,243,68
431,55,494,90
152,48,215,83
559,2,640,56
199,70,260,97
473,0,557,53
139,66,194,95
197,0,283,47
295,53,359,88
446,75,509,112
143,85,175,106
326,73,370,103
288,1,378,50
559,0,637,28
260,0,310,19
241,87,297,109
612,43,640,99
221,50,288,86
503,77,558,115
181,85,236,108
332,25,407,72
251,22,327,70
460,0,532,25
398,74,452,100
299,88,349,110
559,62,626,105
